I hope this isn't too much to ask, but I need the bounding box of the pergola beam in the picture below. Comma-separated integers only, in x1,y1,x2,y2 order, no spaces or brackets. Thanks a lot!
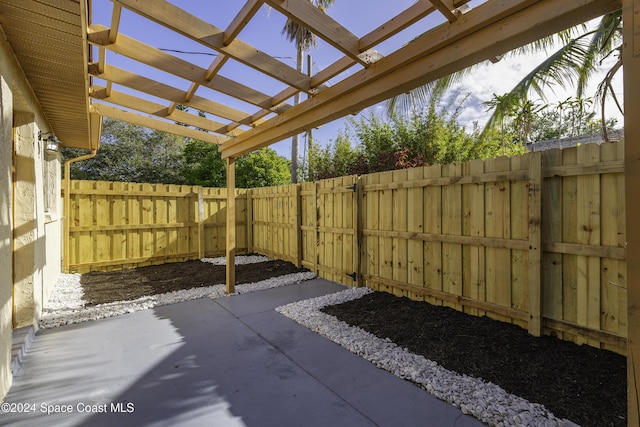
359,0,440,51
87,25,287,113
108,3,122,43
263,0,452,126
431,0,458,22
256,0,450,129
168,0,264,127
90,103,224,145
112,0,311,92
224,0,262,45
222,0,618,158
89,85,238,137
89,64,251,124
263,0,378,65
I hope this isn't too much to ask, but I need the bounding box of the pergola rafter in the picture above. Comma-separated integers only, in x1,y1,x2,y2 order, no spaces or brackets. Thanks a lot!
86,0,485,143
220,0,620,158
112,0,313,92
87,25,287,112
88,64,252,125
89,102,223,144
89,85,242,137
262,0,379,65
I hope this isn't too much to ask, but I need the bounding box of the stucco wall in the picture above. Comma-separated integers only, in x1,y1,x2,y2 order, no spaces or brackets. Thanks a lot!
8,110,61,327
13,114,38,328
12,114,56,327
0,72,14,404
0,31,63,401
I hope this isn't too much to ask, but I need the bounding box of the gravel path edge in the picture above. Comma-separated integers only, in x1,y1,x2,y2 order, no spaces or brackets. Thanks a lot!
276,287,581,427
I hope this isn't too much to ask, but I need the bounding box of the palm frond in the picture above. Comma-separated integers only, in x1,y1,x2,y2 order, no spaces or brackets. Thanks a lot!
385,65,477,117
480,38,589,137
282,20,316,51
281,0,336,52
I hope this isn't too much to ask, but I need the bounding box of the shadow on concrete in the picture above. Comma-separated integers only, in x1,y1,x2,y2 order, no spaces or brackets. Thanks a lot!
4,280,483,427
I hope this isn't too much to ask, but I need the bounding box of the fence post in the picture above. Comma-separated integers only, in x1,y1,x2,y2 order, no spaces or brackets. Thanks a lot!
246,188,253,254
197,186,204,259
528,151,542,336
226,158,236,293
294,184,303,268
63,177,70,273
354,175,363,286
313,181,319,276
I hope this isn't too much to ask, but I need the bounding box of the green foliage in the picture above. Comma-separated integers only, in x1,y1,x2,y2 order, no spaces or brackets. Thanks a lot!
181,139,226,187
63,118,291,188
178,141,292,188
305,100,528,180
236,148,291,188
486,96,619,144
62,118,187,184
306,133,361,181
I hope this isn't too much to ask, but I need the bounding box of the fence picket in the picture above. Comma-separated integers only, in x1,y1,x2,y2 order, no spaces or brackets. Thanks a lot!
392,169,409,298
442,162,463,310
423,164,443,306
576,144,602,346
541,149,564,339
407,167,424,301
462,159,485,316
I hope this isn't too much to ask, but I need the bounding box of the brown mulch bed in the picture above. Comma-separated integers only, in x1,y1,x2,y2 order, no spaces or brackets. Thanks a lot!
322,291,626,427
80,259,307,306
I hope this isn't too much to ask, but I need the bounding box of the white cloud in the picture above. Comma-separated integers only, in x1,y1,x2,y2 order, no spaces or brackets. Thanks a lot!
446,33,625,130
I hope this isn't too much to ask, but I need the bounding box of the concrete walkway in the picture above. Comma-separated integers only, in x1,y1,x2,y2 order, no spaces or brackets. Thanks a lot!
2,279,484,427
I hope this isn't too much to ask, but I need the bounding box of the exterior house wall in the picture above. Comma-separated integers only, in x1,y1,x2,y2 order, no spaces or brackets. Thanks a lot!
0,32,63,400
0,72,13,404
13,114,37,328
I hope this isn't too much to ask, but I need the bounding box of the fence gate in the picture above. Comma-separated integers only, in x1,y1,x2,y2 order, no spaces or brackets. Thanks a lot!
301,175,360,286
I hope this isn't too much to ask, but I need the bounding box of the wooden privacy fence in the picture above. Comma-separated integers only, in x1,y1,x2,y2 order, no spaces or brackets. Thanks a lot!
63,181,248,272
63,141,627,353
245,142,627,353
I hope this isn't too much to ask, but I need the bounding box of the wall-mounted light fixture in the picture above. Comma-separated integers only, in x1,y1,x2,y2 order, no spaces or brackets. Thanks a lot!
39,131,60,153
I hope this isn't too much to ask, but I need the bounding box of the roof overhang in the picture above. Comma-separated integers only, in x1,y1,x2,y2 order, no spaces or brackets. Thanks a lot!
0,0,100,150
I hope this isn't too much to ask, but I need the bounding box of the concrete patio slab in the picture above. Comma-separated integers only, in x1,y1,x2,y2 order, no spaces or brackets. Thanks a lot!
2,279,484,426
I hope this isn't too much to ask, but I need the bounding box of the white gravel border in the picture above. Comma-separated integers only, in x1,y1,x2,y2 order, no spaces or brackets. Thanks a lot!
201,255,271,265
40,256,315,329
276,287,580,427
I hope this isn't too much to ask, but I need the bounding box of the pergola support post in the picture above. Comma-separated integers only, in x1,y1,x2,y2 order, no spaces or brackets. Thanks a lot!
623,0,640,424
226,157,236,294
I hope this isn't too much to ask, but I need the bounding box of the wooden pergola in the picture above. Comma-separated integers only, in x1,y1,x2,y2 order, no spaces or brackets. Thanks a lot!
1,0,638,423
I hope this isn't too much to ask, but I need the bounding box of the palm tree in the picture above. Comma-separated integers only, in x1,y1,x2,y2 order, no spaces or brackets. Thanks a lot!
511,99,545,145
482,93,517,154
281,0,335,183
388,9,623,140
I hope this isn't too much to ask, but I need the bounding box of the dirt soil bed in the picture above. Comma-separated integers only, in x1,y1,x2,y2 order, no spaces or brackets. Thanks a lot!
322,291,626,427
80,259,306,306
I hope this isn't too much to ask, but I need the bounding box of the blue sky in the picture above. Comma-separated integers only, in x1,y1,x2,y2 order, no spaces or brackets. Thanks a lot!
90,1,623,159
